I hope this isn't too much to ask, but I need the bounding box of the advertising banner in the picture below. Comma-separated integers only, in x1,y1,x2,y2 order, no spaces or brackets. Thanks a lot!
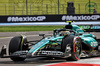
0,14,100,23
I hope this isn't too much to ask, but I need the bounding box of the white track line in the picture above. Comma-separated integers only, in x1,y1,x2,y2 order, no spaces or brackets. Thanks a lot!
0,22,100,26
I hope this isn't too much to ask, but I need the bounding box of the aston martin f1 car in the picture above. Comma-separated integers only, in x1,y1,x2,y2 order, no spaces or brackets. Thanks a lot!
0,22,100,61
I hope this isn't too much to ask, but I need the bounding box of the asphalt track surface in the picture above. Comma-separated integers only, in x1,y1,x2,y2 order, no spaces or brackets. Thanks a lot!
0,31,100,66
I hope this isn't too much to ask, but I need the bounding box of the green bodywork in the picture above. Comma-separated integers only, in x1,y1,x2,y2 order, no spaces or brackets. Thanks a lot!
72,25,98,48
28,25,98,54
72,25,84,33
28,36,63,54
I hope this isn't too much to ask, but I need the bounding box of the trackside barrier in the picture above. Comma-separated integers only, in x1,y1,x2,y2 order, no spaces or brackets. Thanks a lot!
0,14,100,23
0,14,100,32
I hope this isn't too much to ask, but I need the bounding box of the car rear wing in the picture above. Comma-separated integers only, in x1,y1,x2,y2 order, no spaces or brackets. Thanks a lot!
66,21,100,32
78,24,100,32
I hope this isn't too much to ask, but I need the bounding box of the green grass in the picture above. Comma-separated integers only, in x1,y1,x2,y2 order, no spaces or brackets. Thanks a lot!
0,26,64,32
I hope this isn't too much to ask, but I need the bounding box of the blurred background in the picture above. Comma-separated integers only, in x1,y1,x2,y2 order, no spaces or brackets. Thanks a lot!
0,0,100,15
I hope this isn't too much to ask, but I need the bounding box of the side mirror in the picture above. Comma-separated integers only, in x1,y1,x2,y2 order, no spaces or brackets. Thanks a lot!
39,34,45,39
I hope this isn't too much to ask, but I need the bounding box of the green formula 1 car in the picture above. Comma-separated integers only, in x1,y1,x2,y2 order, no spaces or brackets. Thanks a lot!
0,22,100,61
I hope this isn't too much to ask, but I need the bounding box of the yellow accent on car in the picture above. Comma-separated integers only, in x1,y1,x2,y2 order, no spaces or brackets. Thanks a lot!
66,21,75,23
20,34,24,45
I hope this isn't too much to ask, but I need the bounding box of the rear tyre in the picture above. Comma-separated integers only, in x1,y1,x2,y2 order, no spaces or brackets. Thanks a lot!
9,36,27,61
61,35,82,61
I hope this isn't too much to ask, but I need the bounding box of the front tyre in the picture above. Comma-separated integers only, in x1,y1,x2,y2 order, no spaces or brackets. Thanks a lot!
9,36,28,61
70,37,82,61
62,36,82,61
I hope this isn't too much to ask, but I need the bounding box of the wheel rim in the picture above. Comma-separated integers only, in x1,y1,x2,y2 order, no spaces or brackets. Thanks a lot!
75,38,81,57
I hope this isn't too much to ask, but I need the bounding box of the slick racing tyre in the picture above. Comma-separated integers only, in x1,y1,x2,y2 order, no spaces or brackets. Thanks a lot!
9,36,28,61
61,35,82,61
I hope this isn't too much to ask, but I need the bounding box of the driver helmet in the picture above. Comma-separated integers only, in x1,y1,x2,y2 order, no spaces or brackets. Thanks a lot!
59,31,70,36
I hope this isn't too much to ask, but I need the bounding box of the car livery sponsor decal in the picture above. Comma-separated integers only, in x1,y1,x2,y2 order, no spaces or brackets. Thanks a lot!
91,42,98,46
